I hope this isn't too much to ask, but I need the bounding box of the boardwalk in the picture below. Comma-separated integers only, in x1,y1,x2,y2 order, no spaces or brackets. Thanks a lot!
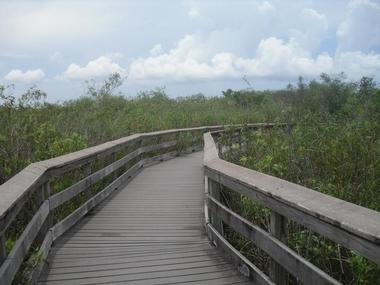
38,152,252,285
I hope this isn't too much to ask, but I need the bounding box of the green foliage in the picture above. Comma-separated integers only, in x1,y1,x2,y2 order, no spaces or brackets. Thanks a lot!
219,75,380,284
1,72,379,283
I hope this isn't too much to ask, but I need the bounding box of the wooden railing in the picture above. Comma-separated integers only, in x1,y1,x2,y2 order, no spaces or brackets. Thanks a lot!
1,124,378,285
203,131,380,285
0,125,236,285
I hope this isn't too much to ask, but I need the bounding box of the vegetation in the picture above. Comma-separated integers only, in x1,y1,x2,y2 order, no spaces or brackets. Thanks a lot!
1,72,379,283
218,74,380,284
0,73,260,184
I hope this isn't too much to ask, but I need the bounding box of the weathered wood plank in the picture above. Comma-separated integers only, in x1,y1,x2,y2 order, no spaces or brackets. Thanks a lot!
0,234,6,265
49,149,141,209
269,211,288,285
0,163,48,233
0,124,266,236
207,224,274,285
207,196,341,285
204,133,380,265
51,162,142,241
0,200,49,285
0,124,280,284
39,152,253,284
28,230,53,284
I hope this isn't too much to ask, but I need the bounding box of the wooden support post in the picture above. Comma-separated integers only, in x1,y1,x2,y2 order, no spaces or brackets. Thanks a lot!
138,138,144,163
176,133,181,154
269,211,289,285
156,136,162,157
218,143,223,158
204,176,212,240
84,163,92,200
36,181,52,245
111,152,117,180
44,181,53,227
208,178,224,238
191,131,196,151
0,233,6,265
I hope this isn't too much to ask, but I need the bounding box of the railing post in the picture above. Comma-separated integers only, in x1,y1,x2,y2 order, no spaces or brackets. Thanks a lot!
84,163,92,200
36,181,52,245
208,178,224,238
44,181,53,228
218,143,223,158
111,152,117,180
176,132,181,154
204,176,212,240
269,211,289,285
138,138,144,164
0,233,6,265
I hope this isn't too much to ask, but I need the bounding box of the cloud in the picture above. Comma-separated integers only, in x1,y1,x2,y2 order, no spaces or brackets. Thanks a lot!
129,35,228,80
188,7,200,18
149,44,163,56
4,69,45,83
335,51,380,78
289,8,328,51
128,34,380,82
257,1,275,14
58,56,126,80
235,37,334,78
49,51,64,63
337,0,380,52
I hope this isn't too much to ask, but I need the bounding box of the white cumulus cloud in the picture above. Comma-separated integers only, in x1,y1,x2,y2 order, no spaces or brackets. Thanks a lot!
4,68,45,83
188,6,200,18
257,1,275,14
288,8,328,51
128,34,380,82
49,51,64,63
149,44,163,56
337,0,380,52
58,56,126,80
335,51,380,78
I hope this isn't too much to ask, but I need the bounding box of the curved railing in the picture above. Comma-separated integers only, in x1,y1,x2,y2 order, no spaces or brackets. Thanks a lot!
1,124,378,284
0,124,273,284
203,131,380,285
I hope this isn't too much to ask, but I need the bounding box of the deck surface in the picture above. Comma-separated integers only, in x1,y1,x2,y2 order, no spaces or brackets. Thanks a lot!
39,152,252,285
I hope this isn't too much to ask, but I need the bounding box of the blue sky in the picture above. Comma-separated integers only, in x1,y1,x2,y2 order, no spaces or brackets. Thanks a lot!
0,0,380,101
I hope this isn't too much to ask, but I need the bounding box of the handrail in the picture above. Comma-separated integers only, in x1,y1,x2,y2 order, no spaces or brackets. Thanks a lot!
203,131,380,284
0,123,275,284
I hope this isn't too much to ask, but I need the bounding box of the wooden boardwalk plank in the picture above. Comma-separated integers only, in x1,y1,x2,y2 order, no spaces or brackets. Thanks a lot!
39,152,252,284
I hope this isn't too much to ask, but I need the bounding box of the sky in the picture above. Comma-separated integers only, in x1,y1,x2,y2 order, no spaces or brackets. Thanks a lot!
0,0,380,101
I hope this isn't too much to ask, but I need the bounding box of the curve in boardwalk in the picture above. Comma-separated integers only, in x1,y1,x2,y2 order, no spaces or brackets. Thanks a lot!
38,152,252,285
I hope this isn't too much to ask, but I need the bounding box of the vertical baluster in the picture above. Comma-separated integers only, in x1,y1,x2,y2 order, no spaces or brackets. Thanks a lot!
269,211,289,285
138,138,144,165
44,181,53,228
111,152,117,180
208,178,224,238
84,163,92,200
218,143,223,158
156,135,162,157
191,131,196,151
0,232,6,265
35,181,52,245
176,132,180,154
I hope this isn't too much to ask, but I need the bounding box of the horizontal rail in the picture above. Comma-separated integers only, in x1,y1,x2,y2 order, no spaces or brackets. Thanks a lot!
0,125,241,233
207,196,340,285
203,130,380,283
0,123,274,284
207,223,274,285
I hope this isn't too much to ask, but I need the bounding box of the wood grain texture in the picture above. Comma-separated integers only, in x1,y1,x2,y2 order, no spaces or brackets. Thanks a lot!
39,152,252,284
204,132,380,265
0,124,273,235
207,196,341,285
0,201,49,285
